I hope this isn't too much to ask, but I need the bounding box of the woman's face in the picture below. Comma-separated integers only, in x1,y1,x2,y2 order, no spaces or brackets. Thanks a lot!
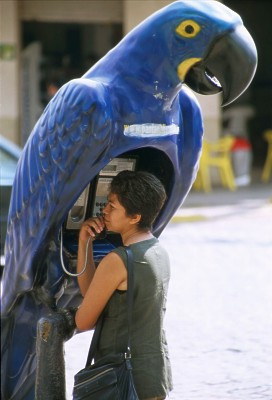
102,192,137,234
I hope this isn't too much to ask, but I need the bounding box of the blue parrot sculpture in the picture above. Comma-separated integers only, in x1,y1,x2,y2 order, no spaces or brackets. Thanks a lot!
1,1,257,399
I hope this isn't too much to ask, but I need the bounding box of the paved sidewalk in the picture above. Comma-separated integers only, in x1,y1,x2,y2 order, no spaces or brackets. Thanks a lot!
172,181,272,223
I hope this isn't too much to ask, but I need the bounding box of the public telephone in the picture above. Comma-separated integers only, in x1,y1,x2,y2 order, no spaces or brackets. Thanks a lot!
65,156,137,231
61,148,173,270
65,184,90,230
61,155,138,271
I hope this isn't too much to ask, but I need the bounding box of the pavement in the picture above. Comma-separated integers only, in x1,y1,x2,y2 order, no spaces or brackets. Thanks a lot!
162,178,272,400
172,178,272,222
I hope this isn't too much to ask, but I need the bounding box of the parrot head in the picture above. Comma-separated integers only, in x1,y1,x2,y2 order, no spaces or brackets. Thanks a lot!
89,0,257,107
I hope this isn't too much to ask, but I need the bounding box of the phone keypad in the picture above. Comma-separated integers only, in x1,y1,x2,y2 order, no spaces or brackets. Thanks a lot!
94,202,107,216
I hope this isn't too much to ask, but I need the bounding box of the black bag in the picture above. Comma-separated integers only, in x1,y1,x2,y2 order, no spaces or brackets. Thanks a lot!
73,247,139,400
73,354,138,400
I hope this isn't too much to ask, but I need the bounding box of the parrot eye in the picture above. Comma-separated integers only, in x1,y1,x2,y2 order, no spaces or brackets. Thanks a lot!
185,25,194,34
176,20,201,38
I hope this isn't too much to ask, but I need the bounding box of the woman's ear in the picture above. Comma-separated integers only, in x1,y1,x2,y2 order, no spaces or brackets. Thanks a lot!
129,214,141,225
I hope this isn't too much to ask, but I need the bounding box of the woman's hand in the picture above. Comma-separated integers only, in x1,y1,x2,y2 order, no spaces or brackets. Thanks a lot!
79,215,105,243
77,215,105,296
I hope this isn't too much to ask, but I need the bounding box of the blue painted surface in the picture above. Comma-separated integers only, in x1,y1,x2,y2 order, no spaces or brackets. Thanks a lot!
1,1,257,399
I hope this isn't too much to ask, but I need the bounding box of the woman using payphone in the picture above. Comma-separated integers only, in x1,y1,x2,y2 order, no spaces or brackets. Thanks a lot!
75,170,173,400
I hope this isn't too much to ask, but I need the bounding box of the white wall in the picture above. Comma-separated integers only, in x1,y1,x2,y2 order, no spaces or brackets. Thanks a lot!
123,0,172,34
19,0,122,23
0,0,20,144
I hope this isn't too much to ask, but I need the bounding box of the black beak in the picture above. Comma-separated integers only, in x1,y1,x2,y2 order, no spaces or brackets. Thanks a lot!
184,25,258,106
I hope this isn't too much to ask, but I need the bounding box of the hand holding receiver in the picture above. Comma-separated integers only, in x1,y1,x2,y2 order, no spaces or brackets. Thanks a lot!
79,214,107,243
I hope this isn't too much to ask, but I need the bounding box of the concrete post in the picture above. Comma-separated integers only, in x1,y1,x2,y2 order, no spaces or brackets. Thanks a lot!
35,310,76,400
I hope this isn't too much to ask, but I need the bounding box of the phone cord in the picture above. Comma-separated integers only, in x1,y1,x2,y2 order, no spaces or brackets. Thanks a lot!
60,226,91,277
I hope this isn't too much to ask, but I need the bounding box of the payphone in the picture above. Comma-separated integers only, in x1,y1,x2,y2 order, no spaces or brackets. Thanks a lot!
61,147,173,272
61,156,138,271
65,157,137,231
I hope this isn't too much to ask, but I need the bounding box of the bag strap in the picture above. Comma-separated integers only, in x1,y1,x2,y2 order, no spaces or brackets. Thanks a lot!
125,246,134,356
85,246,134,366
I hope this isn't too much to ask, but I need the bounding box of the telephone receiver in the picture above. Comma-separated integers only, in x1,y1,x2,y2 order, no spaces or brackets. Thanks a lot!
92,226,107,240
92,213,107,240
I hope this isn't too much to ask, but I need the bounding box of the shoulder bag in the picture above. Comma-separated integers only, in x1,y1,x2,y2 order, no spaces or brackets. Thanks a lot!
73,247,139,400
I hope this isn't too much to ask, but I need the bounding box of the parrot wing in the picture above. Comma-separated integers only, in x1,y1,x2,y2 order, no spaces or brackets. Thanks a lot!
3,78,112,314
1,78,112,400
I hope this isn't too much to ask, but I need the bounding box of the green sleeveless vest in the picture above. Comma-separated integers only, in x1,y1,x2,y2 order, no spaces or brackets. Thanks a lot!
94,238,173,399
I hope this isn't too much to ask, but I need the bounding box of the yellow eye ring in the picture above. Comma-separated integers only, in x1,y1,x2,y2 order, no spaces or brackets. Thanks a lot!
176,20,201,38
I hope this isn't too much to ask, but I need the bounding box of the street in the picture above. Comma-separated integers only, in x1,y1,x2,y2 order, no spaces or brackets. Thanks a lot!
65,184,272,399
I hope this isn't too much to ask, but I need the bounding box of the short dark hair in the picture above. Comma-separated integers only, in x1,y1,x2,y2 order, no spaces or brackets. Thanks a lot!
110,170,166,230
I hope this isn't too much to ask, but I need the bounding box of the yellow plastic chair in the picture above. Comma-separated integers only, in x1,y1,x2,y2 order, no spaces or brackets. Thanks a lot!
261,130,272,182
194,136,236,192
193,142,212,192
